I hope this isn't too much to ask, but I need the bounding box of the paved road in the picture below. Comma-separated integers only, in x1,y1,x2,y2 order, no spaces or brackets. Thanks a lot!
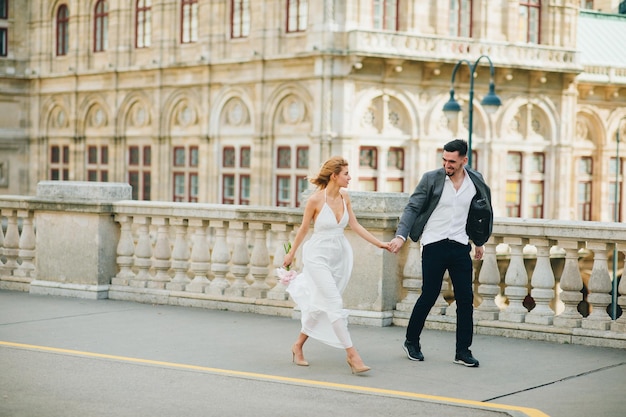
1,290,624,417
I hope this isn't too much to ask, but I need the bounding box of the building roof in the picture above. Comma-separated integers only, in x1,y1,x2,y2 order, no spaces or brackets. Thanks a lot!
578,11,626,67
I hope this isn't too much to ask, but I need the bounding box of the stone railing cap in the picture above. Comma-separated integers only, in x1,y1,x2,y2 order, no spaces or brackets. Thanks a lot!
36,181,132,202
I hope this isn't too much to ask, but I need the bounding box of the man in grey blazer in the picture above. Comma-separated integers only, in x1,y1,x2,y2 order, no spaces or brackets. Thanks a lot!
389,139,493,367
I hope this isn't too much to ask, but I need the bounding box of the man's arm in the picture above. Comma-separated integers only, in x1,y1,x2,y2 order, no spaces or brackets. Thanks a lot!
390,174,431,253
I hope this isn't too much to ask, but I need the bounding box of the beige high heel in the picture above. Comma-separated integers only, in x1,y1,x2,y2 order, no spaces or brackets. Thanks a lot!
291,345,309,366
346,357,371,374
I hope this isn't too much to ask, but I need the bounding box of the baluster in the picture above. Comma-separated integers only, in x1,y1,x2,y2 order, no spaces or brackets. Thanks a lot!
525,238,556,325
245,223,270,298
207,221,231,295
2,209,19,275
166,218,191,291
499,238,529,323
186,219,211,293
15,210,36,281
611,245,626,332
476,239,501,320
112,215,135,286
148,217,171,289
553,240,583,328
582,242,612,330
549,246,566,315
395,240,422,315
129,217,152,288
267,224,293,301
225,221,249,297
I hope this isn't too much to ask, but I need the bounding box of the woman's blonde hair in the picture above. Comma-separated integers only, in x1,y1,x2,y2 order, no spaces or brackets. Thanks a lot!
310,156,348,188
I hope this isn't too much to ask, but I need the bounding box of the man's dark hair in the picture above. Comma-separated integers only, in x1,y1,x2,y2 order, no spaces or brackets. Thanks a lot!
443,139,468,156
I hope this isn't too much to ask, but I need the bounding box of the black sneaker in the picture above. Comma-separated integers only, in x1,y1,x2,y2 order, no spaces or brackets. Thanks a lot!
454,350,479,367
402,340,424,361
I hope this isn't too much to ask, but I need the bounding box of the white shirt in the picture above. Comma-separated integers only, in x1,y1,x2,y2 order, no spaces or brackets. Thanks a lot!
420,169,476,246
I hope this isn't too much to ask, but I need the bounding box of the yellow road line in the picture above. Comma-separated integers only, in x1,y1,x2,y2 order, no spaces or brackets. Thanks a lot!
1,340,549,417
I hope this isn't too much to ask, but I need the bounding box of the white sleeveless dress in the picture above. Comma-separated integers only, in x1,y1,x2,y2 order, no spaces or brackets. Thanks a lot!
286,192,354,349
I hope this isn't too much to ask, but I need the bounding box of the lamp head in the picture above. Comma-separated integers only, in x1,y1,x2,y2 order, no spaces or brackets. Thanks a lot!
481,82,502,114
442,89,461,121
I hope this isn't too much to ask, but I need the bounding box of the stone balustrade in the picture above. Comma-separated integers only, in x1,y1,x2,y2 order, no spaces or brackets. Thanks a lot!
0,182,625,349
347,30,580,71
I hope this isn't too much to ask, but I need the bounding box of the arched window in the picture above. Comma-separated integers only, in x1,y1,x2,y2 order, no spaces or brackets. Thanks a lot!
449,0,472,37
56,4,69,56
518,0,541,44
181,0,198,43
286,0,307,33
136,0,151,48
373,0,398,31
231,0,250,38
94,0,108,52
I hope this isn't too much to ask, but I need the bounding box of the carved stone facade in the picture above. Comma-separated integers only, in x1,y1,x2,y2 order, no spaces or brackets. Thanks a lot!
0,1,625,221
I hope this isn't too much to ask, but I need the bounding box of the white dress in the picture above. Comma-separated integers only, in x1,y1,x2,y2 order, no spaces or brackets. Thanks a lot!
287,192,354,349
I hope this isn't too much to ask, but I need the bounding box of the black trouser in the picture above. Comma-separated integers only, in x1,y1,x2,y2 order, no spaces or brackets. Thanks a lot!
406,239,474,353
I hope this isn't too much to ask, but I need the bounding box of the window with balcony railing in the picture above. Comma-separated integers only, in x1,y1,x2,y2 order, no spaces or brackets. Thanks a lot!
518,0,541,44
449,0,472,37
373,0,398,31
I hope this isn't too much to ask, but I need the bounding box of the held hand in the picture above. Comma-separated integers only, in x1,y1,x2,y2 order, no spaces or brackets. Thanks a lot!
283,252,295,269
379,241,391,251
474,246,484,260
389,237,405,254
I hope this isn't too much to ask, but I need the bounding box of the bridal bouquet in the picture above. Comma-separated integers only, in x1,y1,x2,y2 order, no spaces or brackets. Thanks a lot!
276,242,298,285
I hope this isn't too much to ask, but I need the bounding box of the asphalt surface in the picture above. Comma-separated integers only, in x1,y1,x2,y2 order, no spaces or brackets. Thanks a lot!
1,290,625,417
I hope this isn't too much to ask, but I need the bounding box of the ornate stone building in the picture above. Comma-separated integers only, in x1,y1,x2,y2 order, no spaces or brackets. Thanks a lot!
0,1,625,221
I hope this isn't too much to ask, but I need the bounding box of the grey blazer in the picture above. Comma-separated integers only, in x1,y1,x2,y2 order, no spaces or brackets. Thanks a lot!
395,167,493,246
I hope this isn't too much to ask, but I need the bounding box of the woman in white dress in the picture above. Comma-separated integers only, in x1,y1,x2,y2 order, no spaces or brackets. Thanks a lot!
283,156,390,374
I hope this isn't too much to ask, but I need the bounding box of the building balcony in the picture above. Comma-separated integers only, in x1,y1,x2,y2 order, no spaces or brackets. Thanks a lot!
0,181,624,349
346,30,581,73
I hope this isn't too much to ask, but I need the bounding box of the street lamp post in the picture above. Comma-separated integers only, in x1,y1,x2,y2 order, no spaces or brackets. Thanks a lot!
612,117,625,319
442,55,502,168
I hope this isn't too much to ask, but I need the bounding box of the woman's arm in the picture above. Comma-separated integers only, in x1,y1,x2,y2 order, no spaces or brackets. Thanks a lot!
283,192,321,268
345,192,389,250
